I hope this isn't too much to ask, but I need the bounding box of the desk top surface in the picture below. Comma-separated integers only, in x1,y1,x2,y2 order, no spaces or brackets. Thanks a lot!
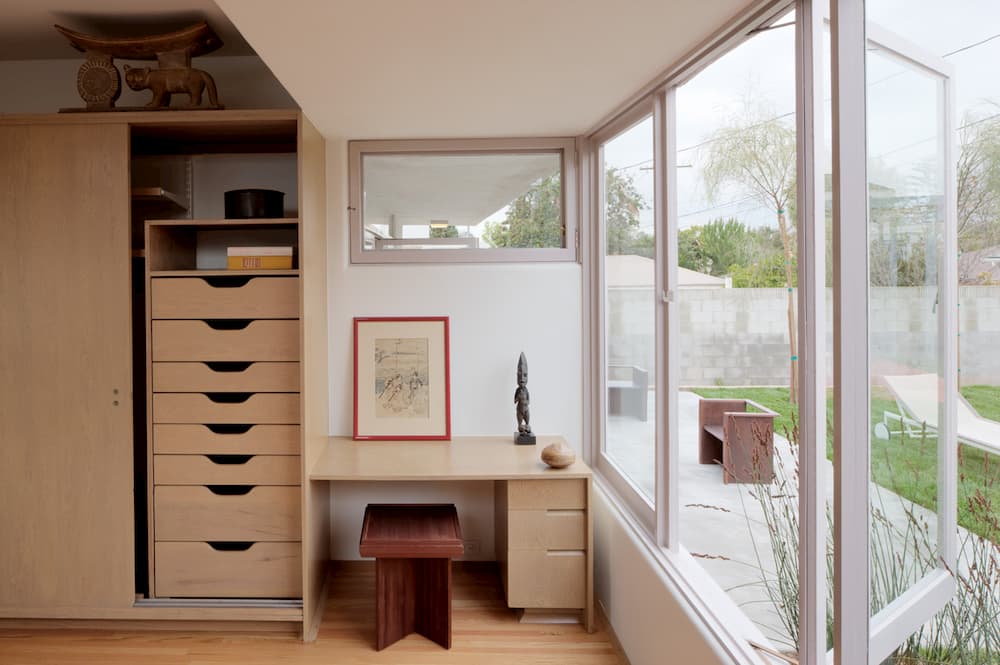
310,436,592,481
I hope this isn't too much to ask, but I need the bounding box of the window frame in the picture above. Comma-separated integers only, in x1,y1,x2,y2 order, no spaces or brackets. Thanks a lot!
830,8,959,664
585,1,960,664
590,102,658,533
347,138,578,264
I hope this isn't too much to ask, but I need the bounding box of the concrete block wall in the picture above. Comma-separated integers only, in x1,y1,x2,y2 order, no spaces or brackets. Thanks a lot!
607,285,1000,387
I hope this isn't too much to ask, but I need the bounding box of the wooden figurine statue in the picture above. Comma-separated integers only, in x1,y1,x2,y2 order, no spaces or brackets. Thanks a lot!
123,64,220,108
514,352,535,445
55,21,224,112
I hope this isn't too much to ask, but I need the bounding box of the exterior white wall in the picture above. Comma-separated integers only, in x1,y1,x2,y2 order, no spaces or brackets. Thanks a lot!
323,137,584,560
0,56,296,113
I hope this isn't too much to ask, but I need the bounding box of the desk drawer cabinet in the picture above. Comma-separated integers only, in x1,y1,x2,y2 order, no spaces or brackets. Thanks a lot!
495,478,590,612
147,264,302,600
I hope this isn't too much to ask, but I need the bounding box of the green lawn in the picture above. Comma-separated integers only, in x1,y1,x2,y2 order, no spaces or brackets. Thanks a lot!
689,385,1000,541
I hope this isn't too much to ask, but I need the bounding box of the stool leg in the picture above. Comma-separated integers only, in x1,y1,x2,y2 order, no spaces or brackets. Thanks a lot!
415,558,452,649
375,558,416,650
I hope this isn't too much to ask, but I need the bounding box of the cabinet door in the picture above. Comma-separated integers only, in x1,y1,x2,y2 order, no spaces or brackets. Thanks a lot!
0,123,134,611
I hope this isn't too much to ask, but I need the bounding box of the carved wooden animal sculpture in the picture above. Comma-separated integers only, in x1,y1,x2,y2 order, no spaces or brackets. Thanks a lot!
123,65,222,109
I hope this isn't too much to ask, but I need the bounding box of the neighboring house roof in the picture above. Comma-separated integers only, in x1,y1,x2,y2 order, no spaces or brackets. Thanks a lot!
959,245,1000,285
605,254,727,288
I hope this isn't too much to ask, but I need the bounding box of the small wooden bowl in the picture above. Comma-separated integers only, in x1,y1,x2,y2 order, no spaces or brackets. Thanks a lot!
541,441,576,468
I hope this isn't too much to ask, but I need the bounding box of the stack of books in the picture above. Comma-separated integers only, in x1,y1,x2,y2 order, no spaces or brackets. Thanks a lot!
226,246,294,270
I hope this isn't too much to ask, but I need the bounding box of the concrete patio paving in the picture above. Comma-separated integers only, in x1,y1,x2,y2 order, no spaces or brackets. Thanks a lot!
605,389,971,651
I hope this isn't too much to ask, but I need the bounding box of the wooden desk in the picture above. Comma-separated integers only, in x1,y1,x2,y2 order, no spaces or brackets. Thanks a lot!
310,436,594,631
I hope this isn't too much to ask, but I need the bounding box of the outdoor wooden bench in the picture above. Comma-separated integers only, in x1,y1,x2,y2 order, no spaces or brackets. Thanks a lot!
359,504,464,650
698,398,778,484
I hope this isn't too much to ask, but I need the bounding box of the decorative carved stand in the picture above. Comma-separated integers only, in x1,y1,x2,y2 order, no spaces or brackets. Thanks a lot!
55,21,224,112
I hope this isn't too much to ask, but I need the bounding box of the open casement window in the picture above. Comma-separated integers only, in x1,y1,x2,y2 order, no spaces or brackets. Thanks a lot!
593,104,658,531
348,138,577,264
831,6,958,664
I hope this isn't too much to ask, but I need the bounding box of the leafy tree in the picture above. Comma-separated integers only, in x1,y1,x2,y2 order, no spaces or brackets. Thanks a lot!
604,167,648,255
701,99,799,400
429,224,459,238
678,218,788,286
482,173,563,248
698,218,752,275
958,111,1000,251
678,226,707,273
730,253,796,288
483,168,648,253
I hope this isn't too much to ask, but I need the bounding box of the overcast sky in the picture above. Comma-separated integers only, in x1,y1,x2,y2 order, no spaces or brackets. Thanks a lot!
603,2,1000,233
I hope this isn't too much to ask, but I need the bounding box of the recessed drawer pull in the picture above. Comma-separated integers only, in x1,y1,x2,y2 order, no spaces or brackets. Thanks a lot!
206,484,254,496
206,541,254,551
205,392,253,403
205,454,253,465
204,319,253,331
204,361,253,373
205,424,254,435
203,276,252,288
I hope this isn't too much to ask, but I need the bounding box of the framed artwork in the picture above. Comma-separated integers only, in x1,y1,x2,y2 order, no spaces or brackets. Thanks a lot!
353,316,451,440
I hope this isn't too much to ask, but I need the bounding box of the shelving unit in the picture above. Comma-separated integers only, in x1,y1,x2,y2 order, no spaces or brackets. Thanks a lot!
1,109,328,637
146,216,303,601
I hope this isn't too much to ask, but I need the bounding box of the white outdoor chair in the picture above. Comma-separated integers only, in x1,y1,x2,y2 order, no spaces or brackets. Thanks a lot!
875,373,1000,457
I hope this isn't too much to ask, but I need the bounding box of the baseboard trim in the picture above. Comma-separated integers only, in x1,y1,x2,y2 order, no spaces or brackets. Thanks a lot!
0,618,299,633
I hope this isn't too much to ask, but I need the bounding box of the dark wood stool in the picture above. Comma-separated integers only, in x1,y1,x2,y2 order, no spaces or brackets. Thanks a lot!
359,504,464,650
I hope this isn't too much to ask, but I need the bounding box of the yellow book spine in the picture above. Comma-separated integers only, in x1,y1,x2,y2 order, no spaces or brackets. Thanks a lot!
226,256,293,270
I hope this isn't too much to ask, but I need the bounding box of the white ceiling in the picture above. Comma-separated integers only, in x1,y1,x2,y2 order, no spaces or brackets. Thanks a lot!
214,0,753,138
1,0,754,139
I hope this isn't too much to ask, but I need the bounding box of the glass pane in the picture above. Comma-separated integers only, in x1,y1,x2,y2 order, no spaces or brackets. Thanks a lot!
865,3,1000,662
361,152,564,250
603,116,655,500
675,14,801,654
867,43,946,616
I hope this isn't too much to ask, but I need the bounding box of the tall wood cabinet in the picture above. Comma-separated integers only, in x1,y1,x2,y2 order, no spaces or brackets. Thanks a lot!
0,111,329,636
0,123,135,610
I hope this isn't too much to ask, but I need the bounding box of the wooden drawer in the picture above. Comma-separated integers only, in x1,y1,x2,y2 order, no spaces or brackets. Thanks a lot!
154,454,300,486
507,479,586,510
153,424,300,455
151,320,299,362
506,549,586,609
155,485,301,541
508,509,586,550
153,393,300,424
153,361,299,392
151,277,299,319
155,541,301,598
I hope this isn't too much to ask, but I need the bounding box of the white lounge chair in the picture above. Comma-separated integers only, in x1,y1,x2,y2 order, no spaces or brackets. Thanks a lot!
875,373,1000,457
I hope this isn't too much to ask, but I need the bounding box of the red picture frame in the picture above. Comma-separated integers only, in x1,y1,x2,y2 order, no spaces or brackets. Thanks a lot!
353,316,451,440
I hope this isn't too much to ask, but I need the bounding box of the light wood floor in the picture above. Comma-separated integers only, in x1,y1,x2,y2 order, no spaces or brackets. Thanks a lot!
0,562,625,664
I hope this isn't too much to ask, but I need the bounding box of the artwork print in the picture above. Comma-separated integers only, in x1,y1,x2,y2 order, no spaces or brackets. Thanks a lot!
374,337,430,418
353,316,450,440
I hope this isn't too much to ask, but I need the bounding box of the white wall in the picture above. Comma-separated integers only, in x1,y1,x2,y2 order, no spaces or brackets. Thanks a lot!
0,56,295,113
324,137,583,559
593,484,731,665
